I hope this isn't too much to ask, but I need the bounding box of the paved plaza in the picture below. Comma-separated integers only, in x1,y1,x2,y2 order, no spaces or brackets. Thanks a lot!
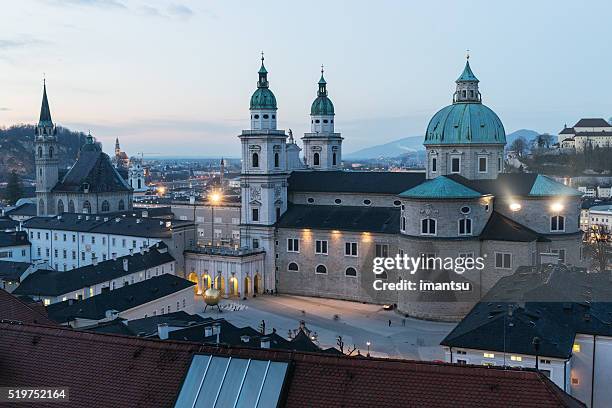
196,294,456,360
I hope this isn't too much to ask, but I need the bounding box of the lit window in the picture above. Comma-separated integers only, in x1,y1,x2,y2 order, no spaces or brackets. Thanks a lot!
573,343,581,353
510,355,522,361
483,353,495,358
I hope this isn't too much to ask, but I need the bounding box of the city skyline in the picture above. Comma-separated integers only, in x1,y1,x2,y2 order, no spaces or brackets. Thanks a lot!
1,0,611,156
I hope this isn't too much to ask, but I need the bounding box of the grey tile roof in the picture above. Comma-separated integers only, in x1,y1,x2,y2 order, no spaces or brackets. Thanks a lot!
277,204,400,234
559,127,574,134
46,274,194,323
5,203,37,217
13,243,174,297
573,118,611,128
0,231,30,248
479,212,550,242
0,261,32,281
53,150,132,193
126,311,209,337
288,170,425,194
441,264,612,359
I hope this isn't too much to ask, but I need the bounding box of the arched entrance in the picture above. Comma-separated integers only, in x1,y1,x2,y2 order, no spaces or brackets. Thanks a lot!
215,275,225,294
244,276,251,296
229,277,238,297
187,272,199,294
254,274,262,294
202,274,211,291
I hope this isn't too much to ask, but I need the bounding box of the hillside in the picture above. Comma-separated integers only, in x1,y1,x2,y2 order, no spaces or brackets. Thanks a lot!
345,129,540,159
0,125,88,182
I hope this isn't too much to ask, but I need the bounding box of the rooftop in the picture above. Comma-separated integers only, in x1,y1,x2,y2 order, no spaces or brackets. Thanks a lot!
0,261,33,281
573,118,611,128
399,175,484,199
0,230,29,248
442,264,612,359
0,320,583,408
278,204,399,234
46,274,194,323
0,289,56,325
13,243,174,297
288,170,425,195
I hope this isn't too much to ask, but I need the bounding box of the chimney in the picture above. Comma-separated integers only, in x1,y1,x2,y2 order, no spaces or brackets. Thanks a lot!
204,326,213,337
115,218,121,223
159,221,164,226
123,259,129,272
92,256,98,266
105,309,119,320
78,215,82,220
142,211,149,218
213,322,221,344
136,218,142,224
260,336,270,349
112,253,117,260
56,215,62,220
85,215,90,221
129,248,133,255
157,323,170,340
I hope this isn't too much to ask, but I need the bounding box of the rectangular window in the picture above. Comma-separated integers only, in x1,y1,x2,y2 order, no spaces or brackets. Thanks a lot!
421,218,436,235
375,244,389,258
63,234,66,242
495,252,512,269
252,239,259,249
458,218,472,235
276,207,281,221
252,208,259,222
315,240,328,255
550,215,565,232
81,252,85,261
432,157,437,172
72,251,76,260
72,234,76,243
451,157,460,173
54,249,58,257
122,239,126,248
91,236,95,244
287,238,299,253
478,157,487,173
132,240,137,248
498,157,502,172
345,242,358,257
551,249,566,263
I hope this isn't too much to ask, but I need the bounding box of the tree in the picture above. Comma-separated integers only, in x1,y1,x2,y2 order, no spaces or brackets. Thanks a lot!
536,133,554,148
584,224,611,272
4,170,22,205
336,335,358,356
509,137,528,156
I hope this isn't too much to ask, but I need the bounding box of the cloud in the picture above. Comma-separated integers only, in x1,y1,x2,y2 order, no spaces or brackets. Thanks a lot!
46,0,127,9
167,4,194,19
0,38,49,50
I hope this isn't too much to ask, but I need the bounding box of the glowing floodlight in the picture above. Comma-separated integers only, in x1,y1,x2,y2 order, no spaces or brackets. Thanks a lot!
509,202,522,212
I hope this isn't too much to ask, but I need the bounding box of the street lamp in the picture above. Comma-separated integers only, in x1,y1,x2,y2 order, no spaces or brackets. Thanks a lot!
366,341,371,357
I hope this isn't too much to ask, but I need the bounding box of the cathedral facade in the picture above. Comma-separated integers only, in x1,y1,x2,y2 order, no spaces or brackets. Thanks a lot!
186,57,583,320
34,83,133,217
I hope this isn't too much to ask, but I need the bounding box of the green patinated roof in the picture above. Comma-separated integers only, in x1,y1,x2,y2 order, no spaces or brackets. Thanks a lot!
528,175,583,197
311,71,334,115
457,60,479,82
399,176,483,199
250,87,277,110
424,102,505,145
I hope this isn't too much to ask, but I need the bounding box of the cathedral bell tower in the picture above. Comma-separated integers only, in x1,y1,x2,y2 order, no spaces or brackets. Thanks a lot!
302,66,343,170
35,80,59,216
239,54,288,291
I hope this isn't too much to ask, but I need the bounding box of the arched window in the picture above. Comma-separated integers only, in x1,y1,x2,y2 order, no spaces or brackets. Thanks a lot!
288,262,299,272
421,218,436,235
101,200,110,212
38,146,43,158
68,200,75,213
49,146,54,158
118,199,125,211
458,218,472,235
39,199,45,215
332,152,337,166
274,152,279,168
551,215,565,232
83,200,91,214
252,152,259,168
402,216,406,231
137,179,142,189
313,153,320,166
315,264,327,274
345,267,357,277
57,199,64,214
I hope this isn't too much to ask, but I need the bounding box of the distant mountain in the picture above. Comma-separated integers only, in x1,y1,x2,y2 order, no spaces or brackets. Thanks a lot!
345,136,424,159
345,129,540,160
0,125,87,182
505,129,540,148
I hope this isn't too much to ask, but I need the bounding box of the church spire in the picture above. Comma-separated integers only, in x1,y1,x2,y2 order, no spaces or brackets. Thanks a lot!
257,51,269,88
453,54,481,103
39,79,53,127
317,65,328,97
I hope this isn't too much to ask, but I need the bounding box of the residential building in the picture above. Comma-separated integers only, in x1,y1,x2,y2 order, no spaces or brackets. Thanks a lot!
558,118,612,151
0,230,30,262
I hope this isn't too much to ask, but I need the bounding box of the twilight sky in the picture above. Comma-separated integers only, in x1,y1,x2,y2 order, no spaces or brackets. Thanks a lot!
1,0,611,157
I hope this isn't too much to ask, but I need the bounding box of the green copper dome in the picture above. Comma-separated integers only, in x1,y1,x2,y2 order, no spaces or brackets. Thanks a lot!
250,57,277,110
424,103,505,145
250,87,277,110
310,70,334,116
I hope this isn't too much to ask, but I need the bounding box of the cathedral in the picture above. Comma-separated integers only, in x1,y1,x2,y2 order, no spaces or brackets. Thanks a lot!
34,82,133,216
183,56,583,320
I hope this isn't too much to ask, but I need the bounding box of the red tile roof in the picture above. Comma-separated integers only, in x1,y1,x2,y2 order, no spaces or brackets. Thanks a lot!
0,321,583,408
0,289,56,325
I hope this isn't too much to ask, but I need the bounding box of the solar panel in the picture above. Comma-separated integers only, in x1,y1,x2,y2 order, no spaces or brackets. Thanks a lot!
174,354,289,408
